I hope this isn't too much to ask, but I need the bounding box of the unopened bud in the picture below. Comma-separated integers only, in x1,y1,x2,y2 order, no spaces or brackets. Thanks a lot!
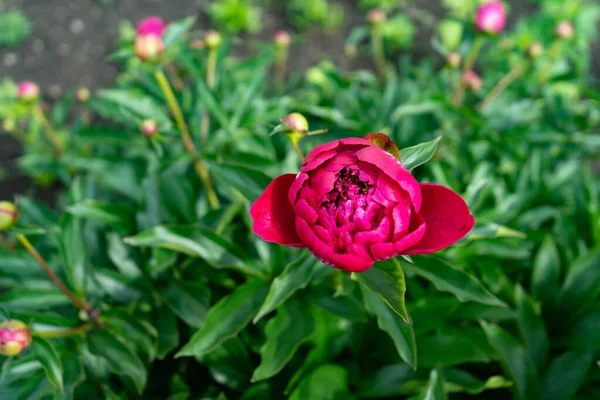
141,119,159,138
2,119,16,133
135,34,164,61
556,21,574,40
464,70,483,92
447,52,461,68
475,1,506,34
526,42,544,58
345,43,358,59
190,39,205,49
273,30,291,48
0,320,31,356
204,30,222,49
0,201,18,231
282,113,309,134
76,87,91,103
17,81,40,101
368,9,386,25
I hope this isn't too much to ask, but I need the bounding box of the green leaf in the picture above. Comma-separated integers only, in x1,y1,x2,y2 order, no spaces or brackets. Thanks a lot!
252,296,314,382
207,162,274,203
399,136,442,171
530,235,561,304
254,253,319,323
106,233,142,279
0,288,70,310
560,307,600,350
352,258,409,322
515,285,549,371
289,364,351,400
361,286,417,368
156,306,180,359
481,322,539,400
402,255,506,307
162,16,196,47
162,280,211,328
424,369,447,400
31,337,64,393
417,330,493,367
558,248,600,321
177,280,269,358
539,350,594,400
103,311,157,361
392,101,440,121
59,215,87,296
88,329,147,393
124,225,262,277
444,368,512,395
67,201,134,230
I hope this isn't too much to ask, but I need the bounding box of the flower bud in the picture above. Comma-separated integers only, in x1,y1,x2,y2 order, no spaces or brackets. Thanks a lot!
190,39,205,49
2,119,16,133
76,87,91,103
447,52,461,68
0,320,31,356
135,34,164,61
368,9,386,25
438,19,463,51
464,70,483,92
556,21,574,40
526,42,544,59
282,113,309,134
273,30,291,48
140,119,159,138
17,81,40,101
0,201,18,231
204,30,222,49
475,1,506,34
136,16,165,37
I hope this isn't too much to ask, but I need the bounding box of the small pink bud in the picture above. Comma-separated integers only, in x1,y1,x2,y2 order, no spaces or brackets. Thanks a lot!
135,34,164,61
273,30,291,48
475,1,506,34
0,201,18,231
526,42,544,58
17,81,40,101
556,21,574,39
0,320,31,356
464,70,483,92
447,52,461,68
141,119,159,138
282,113,309,134
190,39,205,49
204,30,222,49
76,87,91,103
368,9,386,25
136,16,165,37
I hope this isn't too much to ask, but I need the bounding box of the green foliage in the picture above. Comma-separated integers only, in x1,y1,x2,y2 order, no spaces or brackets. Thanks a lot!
0,9,32,46
207,0,261,34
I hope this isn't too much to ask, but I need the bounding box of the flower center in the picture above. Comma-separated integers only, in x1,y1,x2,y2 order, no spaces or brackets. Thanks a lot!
321,167,372,209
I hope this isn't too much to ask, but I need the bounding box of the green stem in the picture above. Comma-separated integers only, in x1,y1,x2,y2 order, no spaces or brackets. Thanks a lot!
154,70,221,210
371,25,387,80
478,62,526,110
201,48,218,143
32,105,64,154
289,135,305,163
33,323,93,338
452,35,484,106
540,41,562,82
275,47,288,89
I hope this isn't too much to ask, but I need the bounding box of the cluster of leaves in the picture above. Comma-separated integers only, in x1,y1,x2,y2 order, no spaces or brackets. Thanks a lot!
0,9,32,47
0,0,599,399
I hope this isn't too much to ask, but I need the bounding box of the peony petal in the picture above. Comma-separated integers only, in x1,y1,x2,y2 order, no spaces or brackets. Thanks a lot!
250,174,305,247
370,213,425,260
404,183,475,255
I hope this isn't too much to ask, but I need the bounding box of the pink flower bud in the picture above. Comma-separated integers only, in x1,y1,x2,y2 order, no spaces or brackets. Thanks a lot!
282,113,309,134
190,39,205,49
273,30,291,48
447,52,462,68
556,21,574,39
0,201,18,231
475,1,506,34
17,81,40,101
204,30,222,49
0,320,31,356
368,9,386,25
76,87,91,103
135,34,164,61
464,70,483,92
526,42,544,58
136,16,165,37
141,119,159,138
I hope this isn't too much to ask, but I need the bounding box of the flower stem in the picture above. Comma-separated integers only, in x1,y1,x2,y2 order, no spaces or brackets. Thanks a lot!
478,62,526,110
201,48,218,144
32,105,63,154
539,41,561,82
452,35,484,106
275,47,288,89
371,25,387,80
16,235,98,321
289,135,305,163
33,323,93,338
154,69,221,210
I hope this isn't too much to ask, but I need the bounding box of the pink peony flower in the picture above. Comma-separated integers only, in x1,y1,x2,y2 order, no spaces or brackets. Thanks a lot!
0,320,31,356
250,136,475,272
17,81,40,101
475,1,506,34
136,16,165,37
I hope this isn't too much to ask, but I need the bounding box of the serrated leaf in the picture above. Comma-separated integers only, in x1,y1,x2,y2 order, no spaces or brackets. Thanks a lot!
31,337,64,393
